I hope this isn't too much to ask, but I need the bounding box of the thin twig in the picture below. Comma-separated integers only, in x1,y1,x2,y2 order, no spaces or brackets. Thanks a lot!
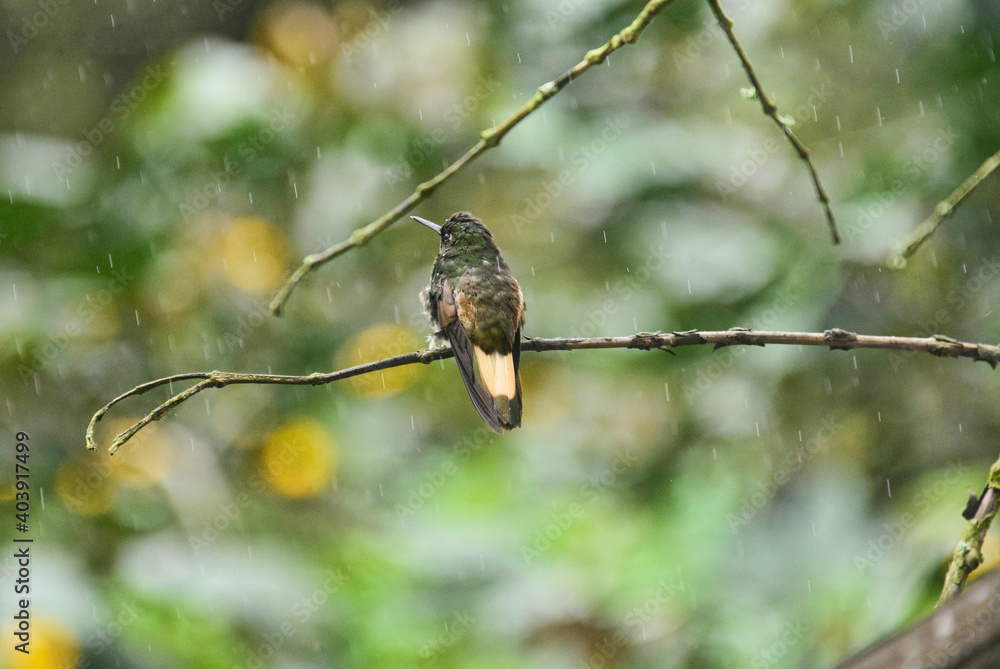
268,0,677,316
938,454,1000,605
889,147,1000,268
87,327,1000,454
706,0,840,245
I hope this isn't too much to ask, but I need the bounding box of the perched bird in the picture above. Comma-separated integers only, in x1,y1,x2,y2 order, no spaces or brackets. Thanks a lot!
413,212,525,434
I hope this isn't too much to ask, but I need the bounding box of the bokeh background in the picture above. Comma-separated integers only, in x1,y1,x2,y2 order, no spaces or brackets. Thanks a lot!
1,0,999,667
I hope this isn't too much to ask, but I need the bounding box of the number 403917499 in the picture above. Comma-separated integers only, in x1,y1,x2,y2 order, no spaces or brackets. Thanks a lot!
15,432,29,525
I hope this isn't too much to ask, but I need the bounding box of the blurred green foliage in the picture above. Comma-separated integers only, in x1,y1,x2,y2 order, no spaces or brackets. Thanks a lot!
1,0,999,667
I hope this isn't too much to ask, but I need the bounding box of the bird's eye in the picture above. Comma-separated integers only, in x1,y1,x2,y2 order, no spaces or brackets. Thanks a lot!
442,233,451,244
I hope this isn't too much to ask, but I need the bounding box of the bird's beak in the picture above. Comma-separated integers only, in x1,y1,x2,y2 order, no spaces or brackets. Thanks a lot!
411,215,442,234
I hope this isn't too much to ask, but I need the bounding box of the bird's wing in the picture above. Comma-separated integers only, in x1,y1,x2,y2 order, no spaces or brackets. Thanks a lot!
437,279,504,434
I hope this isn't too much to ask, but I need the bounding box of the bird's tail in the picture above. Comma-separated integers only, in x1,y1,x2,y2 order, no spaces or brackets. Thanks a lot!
474,346,521,429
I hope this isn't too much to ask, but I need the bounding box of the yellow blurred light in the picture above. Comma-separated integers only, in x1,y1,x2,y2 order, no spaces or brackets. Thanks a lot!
2,618,79,669
336,324,425,398
105,419,171,488
66,296,121,344
259,2,340,67
56,452,117,516
150,248,209,318
259,419,337,498
517,359,571,426
216,217,290,293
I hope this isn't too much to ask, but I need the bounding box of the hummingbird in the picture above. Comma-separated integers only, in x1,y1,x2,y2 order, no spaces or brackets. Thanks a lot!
413,212,525,434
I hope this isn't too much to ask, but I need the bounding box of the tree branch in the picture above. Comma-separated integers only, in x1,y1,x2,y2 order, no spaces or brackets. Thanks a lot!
889,146,1000,268
87,327,1000,454
705,0,841,245
268,0,678,316
939,454,1000,605
833,567,1000,669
